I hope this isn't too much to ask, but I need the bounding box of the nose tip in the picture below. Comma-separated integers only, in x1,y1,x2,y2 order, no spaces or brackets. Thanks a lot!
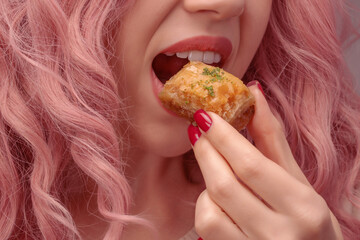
183,0,245,20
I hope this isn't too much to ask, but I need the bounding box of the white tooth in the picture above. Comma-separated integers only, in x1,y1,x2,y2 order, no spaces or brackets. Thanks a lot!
176,52,189,59
214,53,221,63
203,51,215,64
164,52,175,56
188,50,204,62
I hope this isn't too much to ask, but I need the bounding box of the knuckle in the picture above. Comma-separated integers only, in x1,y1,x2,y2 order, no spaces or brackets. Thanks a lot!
308,201,331,231
294,190,332,237
207,176,236,200
237,156,262,181
256,114,284,138
195,209,221,238
294,187,318,206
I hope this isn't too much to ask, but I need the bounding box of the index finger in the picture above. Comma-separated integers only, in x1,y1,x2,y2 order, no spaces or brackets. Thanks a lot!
193,109,309,213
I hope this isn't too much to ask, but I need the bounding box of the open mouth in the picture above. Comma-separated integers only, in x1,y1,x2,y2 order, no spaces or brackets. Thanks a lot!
152,50,224,84
151,36,232,84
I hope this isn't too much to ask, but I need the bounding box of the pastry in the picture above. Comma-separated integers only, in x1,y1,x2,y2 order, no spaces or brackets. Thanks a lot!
158,61,255,130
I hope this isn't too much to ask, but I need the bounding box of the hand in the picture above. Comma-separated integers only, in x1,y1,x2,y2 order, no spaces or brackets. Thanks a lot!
188,82,343,240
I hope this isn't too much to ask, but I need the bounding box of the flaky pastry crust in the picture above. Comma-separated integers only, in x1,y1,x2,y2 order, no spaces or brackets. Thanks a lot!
158,61,255,130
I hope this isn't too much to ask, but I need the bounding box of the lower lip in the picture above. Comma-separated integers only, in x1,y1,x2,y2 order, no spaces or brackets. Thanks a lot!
150,67,180,117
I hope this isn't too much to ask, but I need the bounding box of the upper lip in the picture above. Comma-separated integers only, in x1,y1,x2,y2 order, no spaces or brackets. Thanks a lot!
159,36,233,64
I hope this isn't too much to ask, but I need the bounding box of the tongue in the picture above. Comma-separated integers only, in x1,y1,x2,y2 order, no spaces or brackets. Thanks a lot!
152,54,189,83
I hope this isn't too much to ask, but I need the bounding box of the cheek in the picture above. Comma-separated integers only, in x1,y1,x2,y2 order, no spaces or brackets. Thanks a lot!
113,60,192,157
232,0,272,77
116,69,192,157
110,4,193,157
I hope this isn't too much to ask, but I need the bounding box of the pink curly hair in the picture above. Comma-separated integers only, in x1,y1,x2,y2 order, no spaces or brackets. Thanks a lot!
0,0,359,239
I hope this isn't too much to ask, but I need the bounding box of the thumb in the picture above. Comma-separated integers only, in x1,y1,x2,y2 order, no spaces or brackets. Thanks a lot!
246,81,309,185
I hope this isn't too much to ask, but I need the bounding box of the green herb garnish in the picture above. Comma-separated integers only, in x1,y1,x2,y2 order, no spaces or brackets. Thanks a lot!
202,67,211,75
203,85,215,97
202,67,224,81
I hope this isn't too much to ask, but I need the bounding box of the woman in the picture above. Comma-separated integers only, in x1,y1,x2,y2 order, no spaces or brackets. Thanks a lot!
0,0,359,239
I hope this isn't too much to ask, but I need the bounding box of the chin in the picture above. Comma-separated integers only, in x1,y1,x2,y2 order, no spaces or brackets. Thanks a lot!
133,120,192,158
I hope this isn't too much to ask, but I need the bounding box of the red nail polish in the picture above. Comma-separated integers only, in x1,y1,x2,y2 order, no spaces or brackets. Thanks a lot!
194,109,212,132
188,124,201,146
247,80,265,97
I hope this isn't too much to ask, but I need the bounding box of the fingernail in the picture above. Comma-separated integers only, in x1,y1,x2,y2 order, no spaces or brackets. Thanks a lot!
194,109,212,132
247,80,265,97
188,124,201,146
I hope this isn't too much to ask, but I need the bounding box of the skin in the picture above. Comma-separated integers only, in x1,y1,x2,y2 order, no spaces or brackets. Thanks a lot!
74,0,344,239
193,85,344,239
111,0,271,157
